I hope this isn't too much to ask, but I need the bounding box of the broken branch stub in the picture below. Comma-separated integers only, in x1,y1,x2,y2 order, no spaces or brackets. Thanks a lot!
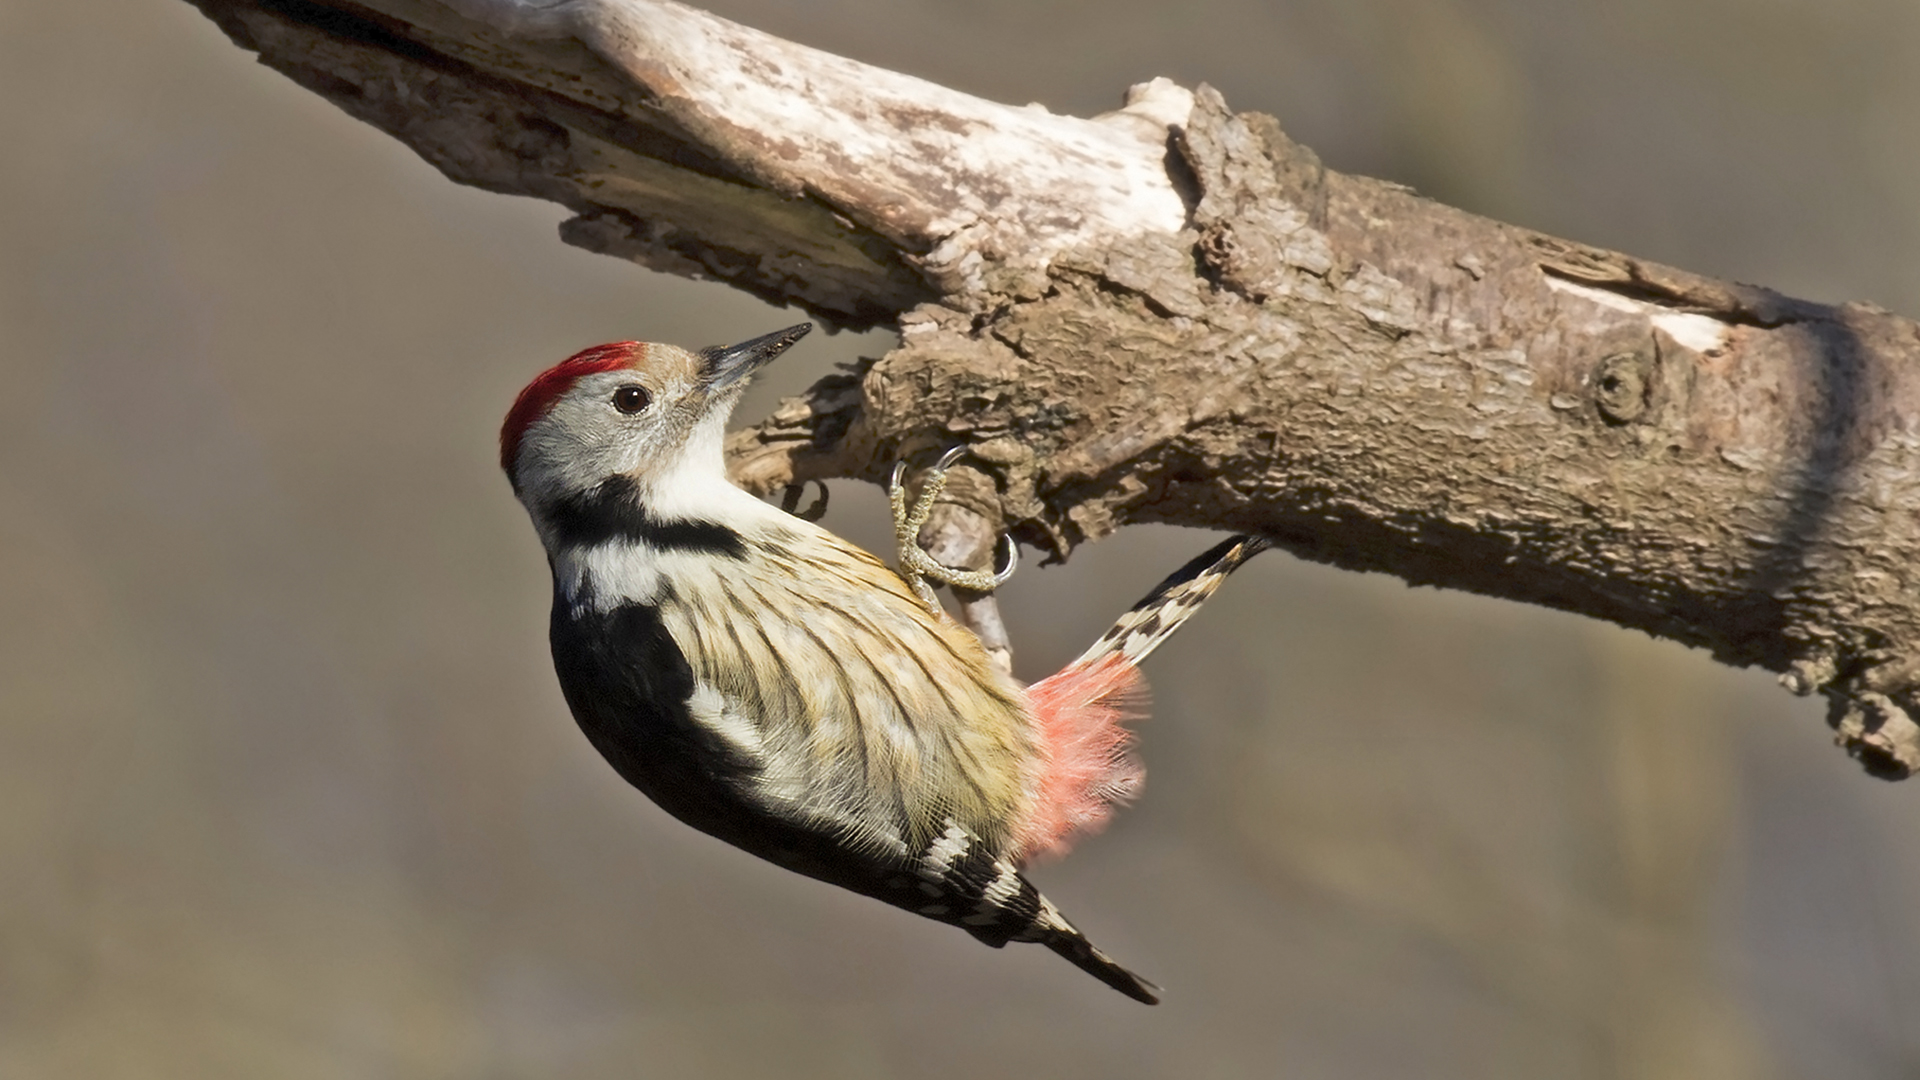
186,0,1920,778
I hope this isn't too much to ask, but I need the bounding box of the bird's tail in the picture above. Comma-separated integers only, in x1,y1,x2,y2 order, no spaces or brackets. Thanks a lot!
1013,534,1269,864
973,879,1162,1005
1037,919,1162,1005
915,819,1162,1004
1070,533,1272,669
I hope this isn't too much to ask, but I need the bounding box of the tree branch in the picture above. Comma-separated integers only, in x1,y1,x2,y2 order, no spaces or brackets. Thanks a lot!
185,0,1920,778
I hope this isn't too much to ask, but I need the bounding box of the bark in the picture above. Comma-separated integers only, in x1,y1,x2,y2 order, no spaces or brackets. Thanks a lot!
185,0,1920,779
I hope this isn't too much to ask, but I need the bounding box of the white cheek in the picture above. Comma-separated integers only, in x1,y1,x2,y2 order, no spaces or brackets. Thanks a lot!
604,376,705,478
637,410,794,533
516,375,790,537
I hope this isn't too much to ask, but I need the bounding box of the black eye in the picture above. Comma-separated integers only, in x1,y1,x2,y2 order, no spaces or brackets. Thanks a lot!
611,385,651,414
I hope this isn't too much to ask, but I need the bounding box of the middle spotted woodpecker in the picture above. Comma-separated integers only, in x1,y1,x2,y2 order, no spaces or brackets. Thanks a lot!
501,323,1267,1003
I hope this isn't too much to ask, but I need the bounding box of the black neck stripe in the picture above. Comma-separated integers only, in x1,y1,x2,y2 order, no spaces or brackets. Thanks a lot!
548,475,747,558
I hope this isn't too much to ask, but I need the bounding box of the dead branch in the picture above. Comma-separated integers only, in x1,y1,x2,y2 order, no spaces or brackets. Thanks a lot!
185,0,1920,778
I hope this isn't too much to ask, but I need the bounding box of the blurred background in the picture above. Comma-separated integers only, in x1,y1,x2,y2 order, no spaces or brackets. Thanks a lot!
5,1,1920,1076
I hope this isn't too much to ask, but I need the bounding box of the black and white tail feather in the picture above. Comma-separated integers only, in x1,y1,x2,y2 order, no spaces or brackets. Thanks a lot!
908,818,1163,1003
1073,534,1273,669
901,533,1271,1005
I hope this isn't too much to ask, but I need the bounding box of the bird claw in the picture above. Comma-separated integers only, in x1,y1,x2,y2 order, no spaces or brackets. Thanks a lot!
890,447,1018,609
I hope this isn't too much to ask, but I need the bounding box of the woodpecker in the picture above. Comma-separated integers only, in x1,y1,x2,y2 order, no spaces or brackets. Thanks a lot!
501,323,1268,1004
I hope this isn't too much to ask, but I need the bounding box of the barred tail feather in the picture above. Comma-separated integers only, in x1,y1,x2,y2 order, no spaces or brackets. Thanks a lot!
1071,534,1271,669
1010,889,1160,1004
1042,925,1162,1005
911,819,1160,1003
1012,534,1269,864
1013,534,1267,860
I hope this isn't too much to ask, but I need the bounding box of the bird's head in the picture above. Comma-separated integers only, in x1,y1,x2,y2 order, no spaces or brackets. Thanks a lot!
500,324,810,516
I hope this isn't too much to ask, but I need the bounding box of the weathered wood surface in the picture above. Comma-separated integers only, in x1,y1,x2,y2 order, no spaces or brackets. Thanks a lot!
186,0,1920,777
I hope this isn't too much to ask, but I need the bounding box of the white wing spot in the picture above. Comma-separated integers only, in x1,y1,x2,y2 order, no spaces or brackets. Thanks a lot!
919,822,972,881
1036,897,1071,933
976,862,1022,913
686,682,766,759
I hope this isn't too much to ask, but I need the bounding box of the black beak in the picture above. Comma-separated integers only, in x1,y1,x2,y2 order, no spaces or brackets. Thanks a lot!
701,323,811,389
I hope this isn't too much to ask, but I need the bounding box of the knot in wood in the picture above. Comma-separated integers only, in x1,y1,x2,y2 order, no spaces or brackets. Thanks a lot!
1593,351,1654,424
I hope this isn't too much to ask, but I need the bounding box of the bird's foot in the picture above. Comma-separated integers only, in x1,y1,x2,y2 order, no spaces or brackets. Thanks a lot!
889,446,1017,609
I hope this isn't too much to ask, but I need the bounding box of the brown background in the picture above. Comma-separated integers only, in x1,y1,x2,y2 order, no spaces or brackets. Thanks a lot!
5,1,1920,1076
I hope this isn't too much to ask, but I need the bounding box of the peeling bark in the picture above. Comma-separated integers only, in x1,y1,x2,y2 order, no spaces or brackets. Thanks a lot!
185,0,1920,778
